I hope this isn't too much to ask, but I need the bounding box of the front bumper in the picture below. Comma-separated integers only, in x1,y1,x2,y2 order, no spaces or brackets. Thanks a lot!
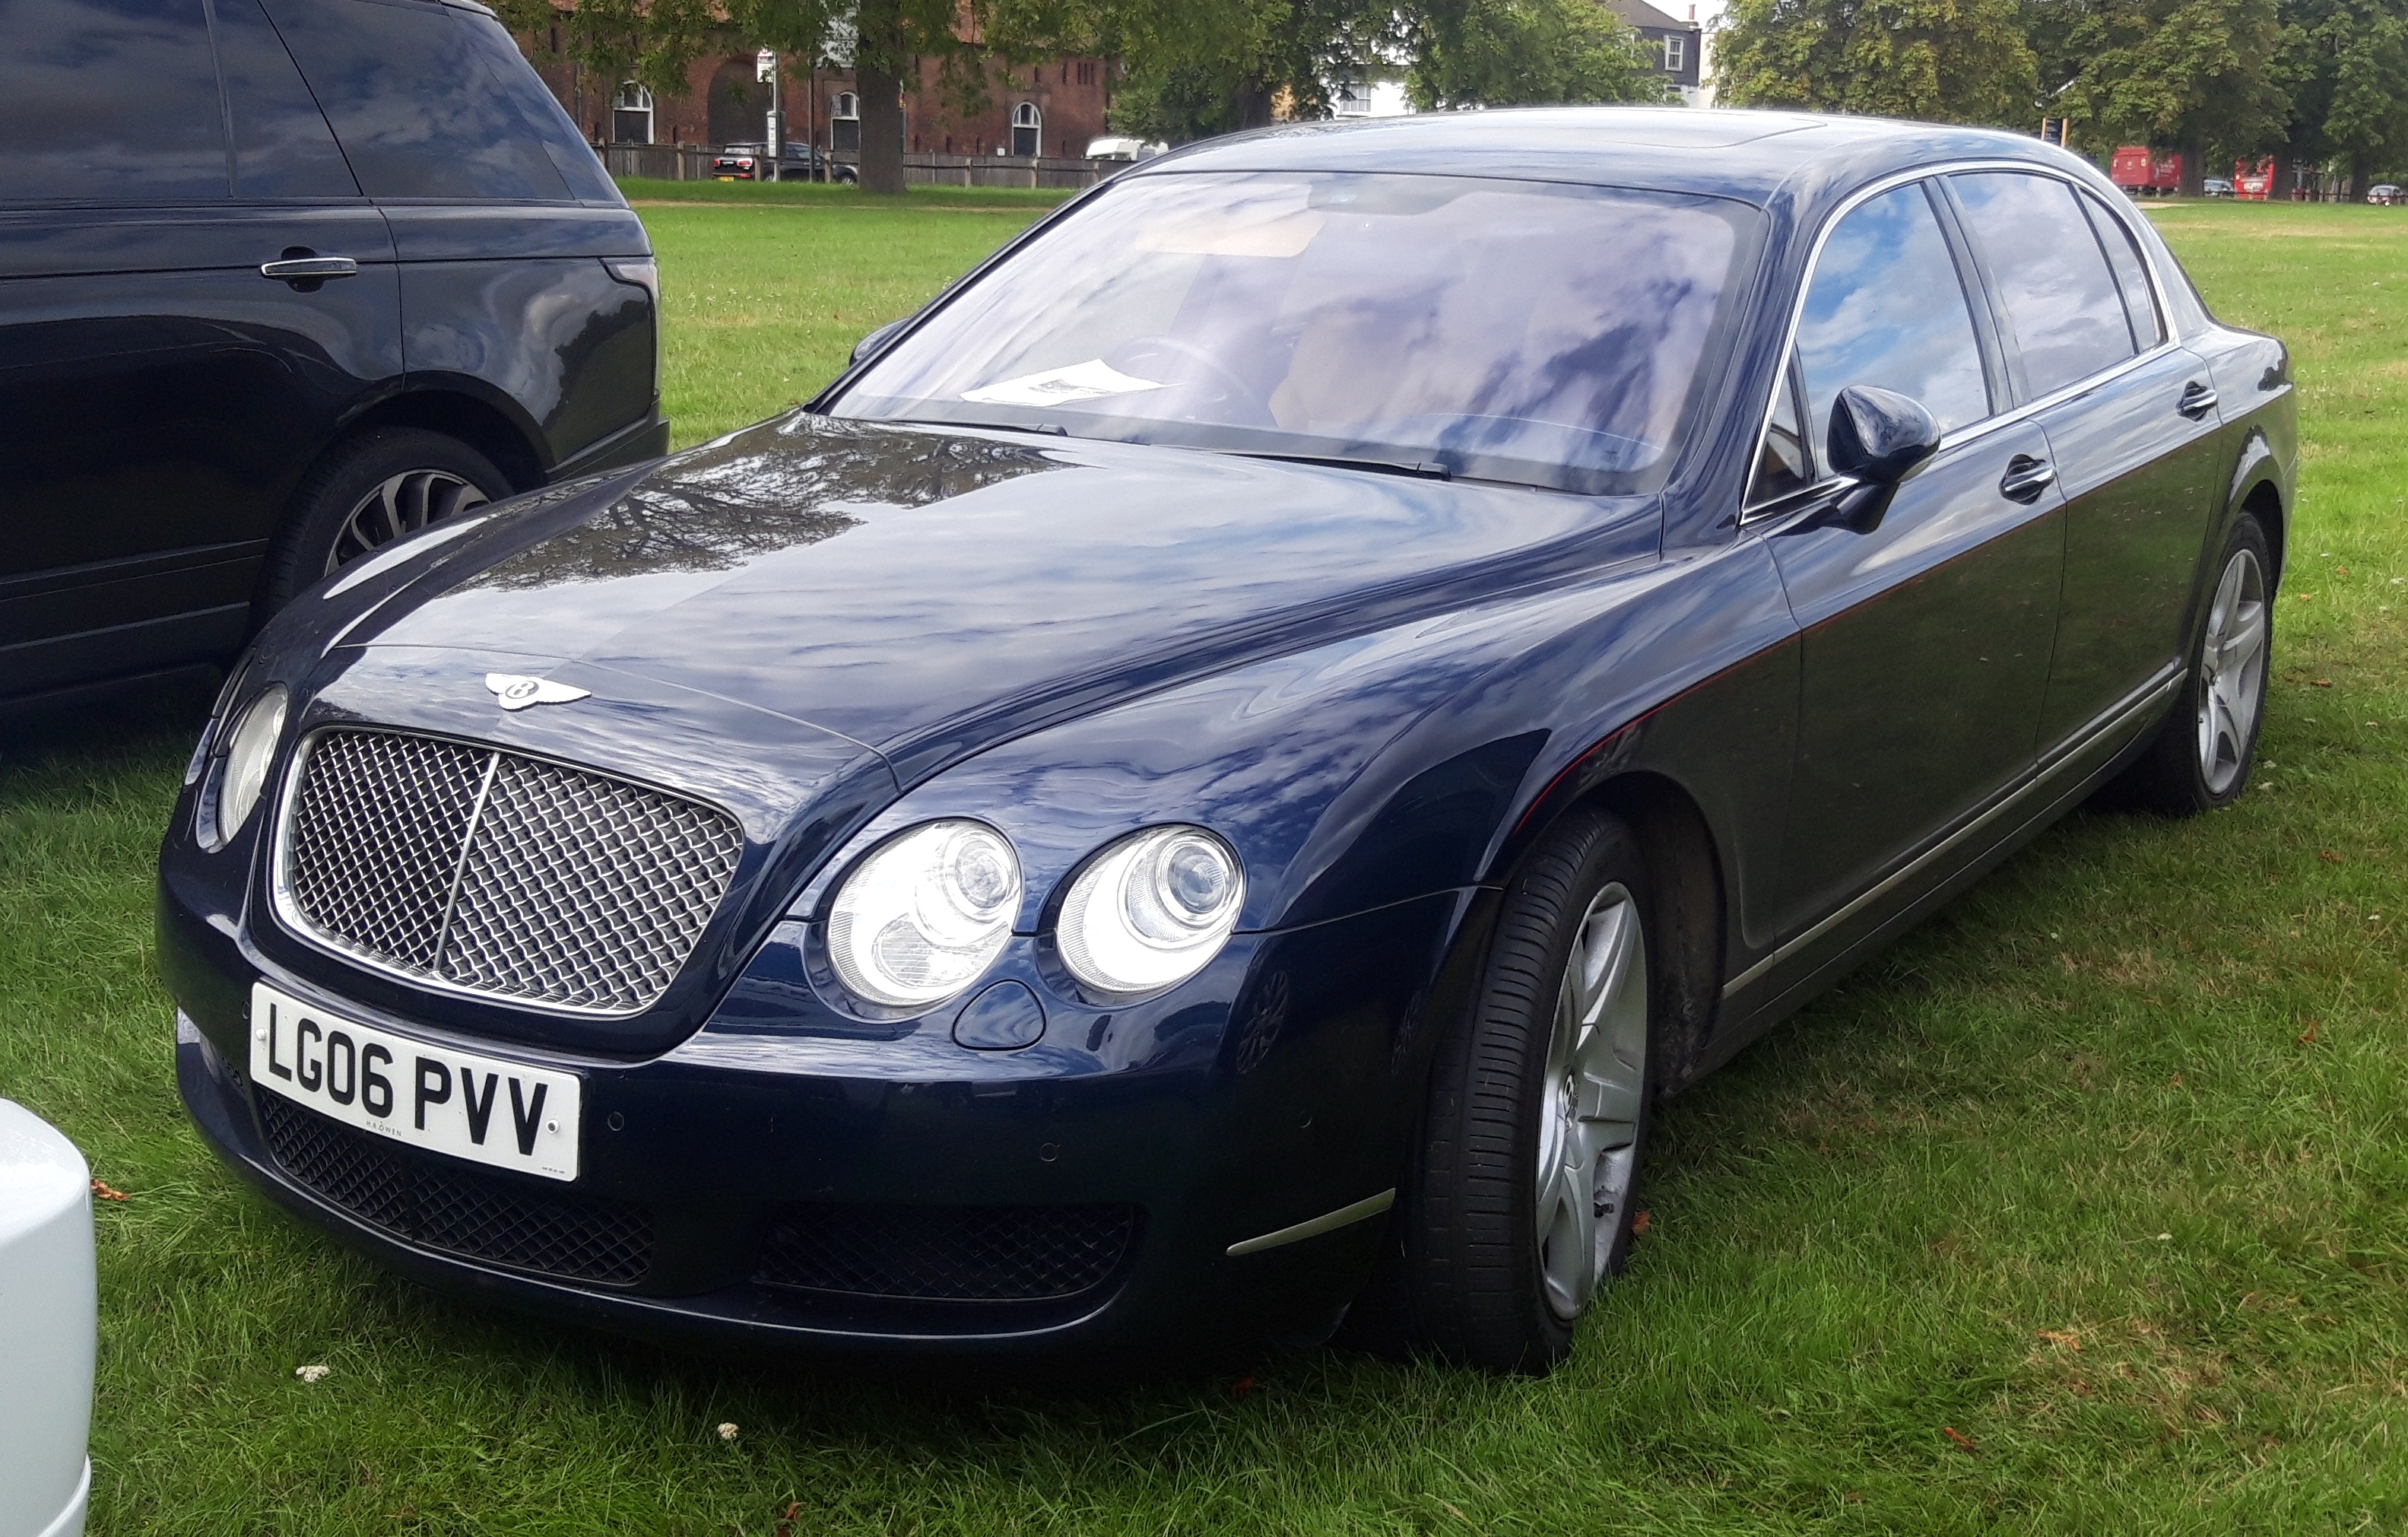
166,870,1482,1358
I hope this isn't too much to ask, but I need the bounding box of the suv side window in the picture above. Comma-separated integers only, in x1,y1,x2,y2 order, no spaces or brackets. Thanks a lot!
262,0,572,202
212,0,358,199
1948,172,2136,397
2080,191,2165,351
0,0,227,203
1793,183,1991,456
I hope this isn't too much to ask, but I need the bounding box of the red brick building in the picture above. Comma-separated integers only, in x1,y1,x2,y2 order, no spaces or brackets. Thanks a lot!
517,27,1115,159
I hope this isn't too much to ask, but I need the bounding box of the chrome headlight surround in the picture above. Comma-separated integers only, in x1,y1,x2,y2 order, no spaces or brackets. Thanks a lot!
1055,825,1245,997
196,684,288,853
826,819,1023,1009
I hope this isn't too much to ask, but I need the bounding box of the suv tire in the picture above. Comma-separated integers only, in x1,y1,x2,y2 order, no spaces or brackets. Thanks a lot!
262,427,509,611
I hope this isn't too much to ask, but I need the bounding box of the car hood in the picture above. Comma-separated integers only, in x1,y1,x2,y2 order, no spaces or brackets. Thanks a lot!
347,414,1654,784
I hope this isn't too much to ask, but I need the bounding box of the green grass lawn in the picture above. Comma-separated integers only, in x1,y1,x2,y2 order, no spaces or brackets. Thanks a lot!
3,198,2404,1535
621,178,1068,450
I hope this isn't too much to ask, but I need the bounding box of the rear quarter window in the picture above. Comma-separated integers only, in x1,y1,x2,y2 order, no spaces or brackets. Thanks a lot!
262,0,574,202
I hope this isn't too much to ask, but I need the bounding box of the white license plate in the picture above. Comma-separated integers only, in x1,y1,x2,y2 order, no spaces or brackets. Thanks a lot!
248,983,581,1182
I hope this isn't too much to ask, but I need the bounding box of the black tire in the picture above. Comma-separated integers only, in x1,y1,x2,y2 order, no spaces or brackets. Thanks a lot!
1347,808,1663,1374
2105,513,2273,815
260,427,509,612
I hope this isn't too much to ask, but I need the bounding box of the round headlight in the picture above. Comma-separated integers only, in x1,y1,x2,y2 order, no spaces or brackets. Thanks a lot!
1057,826,1245,996
827,820,1021,1008
207,685,287,848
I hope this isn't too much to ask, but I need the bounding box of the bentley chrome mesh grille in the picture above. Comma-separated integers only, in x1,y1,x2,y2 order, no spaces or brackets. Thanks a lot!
278,729,744,1014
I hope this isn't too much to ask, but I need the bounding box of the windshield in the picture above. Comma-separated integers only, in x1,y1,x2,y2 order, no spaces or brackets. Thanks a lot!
826,171,1759,493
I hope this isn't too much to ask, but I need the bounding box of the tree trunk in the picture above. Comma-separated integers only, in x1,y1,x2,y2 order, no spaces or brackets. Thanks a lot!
858,62,905,194
2176,138,2206,197
1236,78,1275,129
2348,150,2370,202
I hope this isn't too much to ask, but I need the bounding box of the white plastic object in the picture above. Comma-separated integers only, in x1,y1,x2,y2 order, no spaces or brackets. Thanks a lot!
0,1099,95,1537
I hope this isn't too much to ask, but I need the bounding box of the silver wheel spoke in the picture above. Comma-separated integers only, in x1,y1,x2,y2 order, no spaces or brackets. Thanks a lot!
1534,880,1648,1323
324,469,484,576
2194,547,2267,795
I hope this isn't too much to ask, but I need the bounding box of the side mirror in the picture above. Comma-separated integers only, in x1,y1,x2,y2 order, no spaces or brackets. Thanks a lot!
1822,385,1940,532
1826,385,1940,484
850,318,907,366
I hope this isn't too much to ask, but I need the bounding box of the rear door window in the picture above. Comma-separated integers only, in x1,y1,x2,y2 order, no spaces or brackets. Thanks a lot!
1793,183,1991,452
262,0,571,202
212,0,358,199
1949,172,2137,397
2080,191,2166,351
0,0,226,203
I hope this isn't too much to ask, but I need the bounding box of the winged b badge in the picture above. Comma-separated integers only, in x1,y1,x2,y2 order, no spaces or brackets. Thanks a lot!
485,673,592,711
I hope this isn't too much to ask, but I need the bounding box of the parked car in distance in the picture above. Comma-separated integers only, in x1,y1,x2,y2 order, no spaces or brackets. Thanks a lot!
1086,136,1166,162
2201,177,2235,197
0,1100,96,1537
712,143,858,183
164,108,2293,1377
0,0,667,713
2369,184,2403,205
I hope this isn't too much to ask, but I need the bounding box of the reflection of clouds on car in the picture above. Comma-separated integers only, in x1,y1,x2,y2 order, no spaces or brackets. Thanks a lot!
840,170,1753,493
467,427,1049,589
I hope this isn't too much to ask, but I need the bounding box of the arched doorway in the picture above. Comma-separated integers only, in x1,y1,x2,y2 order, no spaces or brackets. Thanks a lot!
707,59,758,148
831,91,859,152
1010,102,1040,157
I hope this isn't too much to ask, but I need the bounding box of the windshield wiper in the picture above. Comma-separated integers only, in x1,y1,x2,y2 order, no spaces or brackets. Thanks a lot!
1219,449,1451,481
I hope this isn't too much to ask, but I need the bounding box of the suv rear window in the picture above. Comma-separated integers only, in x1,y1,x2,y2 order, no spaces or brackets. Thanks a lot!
263,0,606,202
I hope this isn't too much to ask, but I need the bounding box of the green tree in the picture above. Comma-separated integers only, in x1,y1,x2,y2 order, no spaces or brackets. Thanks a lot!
2280,0,2408,192
1104,0,1396,143
1713,0,2039,125
1405,0,1670,106
2054,0,2289,192
489,0,719,100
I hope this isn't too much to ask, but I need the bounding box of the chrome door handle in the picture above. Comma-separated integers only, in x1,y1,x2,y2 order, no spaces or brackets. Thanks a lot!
259,255,359,282
2178,380,2219,418
1999,454,2056,503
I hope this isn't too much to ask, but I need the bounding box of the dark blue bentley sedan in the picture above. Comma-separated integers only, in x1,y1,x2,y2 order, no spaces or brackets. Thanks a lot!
161,109,2293,1373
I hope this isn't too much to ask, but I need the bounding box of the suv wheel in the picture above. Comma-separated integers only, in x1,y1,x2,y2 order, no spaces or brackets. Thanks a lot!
1348,808,1661,1373
263,428,509,610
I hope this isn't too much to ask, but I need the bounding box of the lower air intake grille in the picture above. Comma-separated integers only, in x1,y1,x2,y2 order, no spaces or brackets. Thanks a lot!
256,1094,652,1286
754,1202,1139,1303
278,728,744,1015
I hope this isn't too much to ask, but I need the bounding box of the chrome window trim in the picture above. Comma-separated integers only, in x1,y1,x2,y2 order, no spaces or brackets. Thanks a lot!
265,726,739,1021
1739,158,2184,526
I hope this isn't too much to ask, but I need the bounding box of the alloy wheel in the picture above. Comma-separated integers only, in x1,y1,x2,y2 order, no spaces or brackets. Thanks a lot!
2196,546,2268,795
324,468,491,575
1534,881,1648,1321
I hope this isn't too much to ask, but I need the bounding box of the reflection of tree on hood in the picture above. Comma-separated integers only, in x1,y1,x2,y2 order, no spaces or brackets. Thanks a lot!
469,422,1052,589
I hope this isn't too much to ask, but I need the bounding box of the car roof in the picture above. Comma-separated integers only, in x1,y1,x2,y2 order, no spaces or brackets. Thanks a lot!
1134,106,2086,208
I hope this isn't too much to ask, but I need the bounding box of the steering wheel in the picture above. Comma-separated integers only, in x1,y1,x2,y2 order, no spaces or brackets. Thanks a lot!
1104,335,1274,424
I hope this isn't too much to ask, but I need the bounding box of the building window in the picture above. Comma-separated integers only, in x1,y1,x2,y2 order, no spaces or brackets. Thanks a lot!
611,81,654,144
1333,81,1371,117
1662,33,1684,71
1076,59,1096,85
832,89,859,151
1010,101,1041,157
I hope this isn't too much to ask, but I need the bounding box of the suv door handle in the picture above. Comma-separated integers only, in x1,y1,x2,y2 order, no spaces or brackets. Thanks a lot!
2178,380,2219,418
259,255,359,283
1999,454,2056,503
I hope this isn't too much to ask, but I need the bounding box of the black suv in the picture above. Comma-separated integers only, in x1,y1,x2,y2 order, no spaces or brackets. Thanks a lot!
1,0,667,709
